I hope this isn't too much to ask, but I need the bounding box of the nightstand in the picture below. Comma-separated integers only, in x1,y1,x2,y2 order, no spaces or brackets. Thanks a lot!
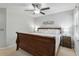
60,36,72,48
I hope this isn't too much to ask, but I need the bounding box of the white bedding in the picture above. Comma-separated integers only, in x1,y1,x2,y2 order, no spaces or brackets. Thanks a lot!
55,34,61,55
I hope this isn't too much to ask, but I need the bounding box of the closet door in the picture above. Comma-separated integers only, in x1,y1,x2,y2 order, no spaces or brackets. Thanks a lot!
0,8,6,48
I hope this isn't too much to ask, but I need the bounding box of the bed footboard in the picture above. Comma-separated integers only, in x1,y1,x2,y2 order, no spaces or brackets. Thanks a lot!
16,32,56,56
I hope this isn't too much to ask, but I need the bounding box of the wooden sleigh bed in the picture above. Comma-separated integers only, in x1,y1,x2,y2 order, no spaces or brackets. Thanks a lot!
16,27,61,56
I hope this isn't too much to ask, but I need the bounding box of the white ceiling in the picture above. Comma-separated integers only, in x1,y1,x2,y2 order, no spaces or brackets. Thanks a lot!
0,3,76,17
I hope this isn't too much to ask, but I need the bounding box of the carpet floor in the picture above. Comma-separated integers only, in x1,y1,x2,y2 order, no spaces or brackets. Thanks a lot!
0,46,76,56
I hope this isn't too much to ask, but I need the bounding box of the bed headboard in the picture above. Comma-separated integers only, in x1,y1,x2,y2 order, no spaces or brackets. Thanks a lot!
37,27,62,34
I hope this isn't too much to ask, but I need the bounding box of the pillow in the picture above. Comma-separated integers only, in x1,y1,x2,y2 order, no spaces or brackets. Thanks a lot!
38,29,60,34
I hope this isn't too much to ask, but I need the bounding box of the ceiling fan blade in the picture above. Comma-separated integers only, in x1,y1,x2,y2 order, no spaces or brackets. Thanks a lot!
40,12,45,15
41,7,50,10
24,10,33,11
32,3,36,8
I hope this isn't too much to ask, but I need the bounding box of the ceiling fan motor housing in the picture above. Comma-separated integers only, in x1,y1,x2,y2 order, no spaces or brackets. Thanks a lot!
32,3,41,9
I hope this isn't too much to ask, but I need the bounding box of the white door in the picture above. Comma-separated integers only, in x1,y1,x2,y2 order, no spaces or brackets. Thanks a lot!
0,8,6,48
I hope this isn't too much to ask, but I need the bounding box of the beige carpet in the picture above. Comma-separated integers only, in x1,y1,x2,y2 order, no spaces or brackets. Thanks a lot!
0,47,16,56
0,46,76,56
57,46,76,56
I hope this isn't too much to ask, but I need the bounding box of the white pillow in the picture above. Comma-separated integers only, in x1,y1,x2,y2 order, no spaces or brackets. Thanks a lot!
38,29,60,34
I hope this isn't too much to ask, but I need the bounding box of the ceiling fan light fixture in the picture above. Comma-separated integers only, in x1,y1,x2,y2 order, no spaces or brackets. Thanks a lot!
34,8,40,14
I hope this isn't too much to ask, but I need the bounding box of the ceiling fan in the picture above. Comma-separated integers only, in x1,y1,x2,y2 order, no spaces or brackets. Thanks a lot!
24,3,50,15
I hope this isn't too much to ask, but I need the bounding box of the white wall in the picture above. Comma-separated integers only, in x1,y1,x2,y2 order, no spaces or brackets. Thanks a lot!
6,8,34,47
73,6,79,55
0,8,6,48
34,10,73,36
